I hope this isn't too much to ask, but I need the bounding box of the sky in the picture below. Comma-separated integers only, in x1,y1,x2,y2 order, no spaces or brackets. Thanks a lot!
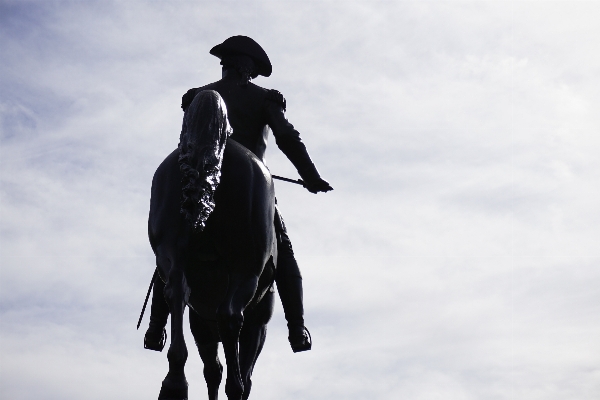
1,1,599,399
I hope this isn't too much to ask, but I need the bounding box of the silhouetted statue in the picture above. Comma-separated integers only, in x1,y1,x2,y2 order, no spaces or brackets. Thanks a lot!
144,36,332,400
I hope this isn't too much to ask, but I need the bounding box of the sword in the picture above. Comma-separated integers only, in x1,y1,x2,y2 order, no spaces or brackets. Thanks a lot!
137,268,157,330
272,175,305,186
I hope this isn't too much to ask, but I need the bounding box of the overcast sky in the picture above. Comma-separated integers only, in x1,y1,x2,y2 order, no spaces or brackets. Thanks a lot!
1,1,599,399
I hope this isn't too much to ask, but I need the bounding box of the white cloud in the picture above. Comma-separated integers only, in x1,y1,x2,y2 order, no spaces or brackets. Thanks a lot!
1,1,600,399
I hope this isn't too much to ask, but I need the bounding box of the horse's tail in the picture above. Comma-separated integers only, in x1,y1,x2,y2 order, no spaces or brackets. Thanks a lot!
178,90,232,231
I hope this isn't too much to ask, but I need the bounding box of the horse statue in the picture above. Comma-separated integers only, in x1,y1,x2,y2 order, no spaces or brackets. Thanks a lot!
148,90,277,400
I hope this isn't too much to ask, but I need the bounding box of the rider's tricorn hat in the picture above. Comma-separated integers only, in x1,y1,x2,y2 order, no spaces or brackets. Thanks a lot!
210,35,272,77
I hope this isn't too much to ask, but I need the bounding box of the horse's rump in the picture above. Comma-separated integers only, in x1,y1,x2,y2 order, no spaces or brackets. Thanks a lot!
186,139,277,318
149,138,276,322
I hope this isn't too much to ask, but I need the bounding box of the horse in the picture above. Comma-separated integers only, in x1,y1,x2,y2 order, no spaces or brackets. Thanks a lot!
148,90,277,400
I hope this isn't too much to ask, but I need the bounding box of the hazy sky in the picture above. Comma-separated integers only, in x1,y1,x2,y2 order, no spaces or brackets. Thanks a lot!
1,1,599,399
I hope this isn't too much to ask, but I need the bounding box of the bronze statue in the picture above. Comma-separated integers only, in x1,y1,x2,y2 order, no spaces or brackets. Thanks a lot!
143,36,332,400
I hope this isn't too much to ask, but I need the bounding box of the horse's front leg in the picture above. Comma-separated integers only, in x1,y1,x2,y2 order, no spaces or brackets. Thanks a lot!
217,274,259,400
159,266,189,400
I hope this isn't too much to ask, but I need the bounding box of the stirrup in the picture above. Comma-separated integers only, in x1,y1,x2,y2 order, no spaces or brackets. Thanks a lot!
144,327,167,352
289,327,312,353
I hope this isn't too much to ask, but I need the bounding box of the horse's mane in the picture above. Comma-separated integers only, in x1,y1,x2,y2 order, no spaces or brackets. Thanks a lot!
178,90,232,231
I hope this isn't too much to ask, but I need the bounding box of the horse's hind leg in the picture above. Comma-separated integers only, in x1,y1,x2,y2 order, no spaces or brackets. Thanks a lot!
189,311,222,400
239,289,274,400
158,266,189,400
217,274,260,400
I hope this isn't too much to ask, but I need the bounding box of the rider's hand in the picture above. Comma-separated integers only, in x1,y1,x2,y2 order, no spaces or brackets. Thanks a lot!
304,178,333,194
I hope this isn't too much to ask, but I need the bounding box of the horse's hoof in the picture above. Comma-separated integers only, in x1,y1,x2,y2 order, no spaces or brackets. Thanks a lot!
225,378,244,400
145,327,167,352
158,373,188,400
289,326,312,353
157,394,188,400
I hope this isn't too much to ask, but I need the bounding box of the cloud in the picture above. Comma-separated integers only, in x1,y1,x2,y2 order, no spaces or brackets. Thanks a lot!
1,1,600,399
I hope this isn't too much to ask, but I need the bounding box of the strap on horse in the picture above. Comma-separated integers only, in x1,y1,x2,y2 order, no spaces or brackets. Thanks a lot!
137,268,157,330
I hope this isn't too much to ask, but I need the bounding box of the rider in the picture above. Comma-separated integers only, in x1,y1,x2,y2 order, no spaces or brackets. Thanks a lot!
145,35,332,353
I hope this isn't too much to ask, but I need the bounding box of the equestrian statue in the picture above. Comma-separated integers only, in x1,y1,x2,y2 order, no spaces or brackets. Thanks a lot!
143,36,332,400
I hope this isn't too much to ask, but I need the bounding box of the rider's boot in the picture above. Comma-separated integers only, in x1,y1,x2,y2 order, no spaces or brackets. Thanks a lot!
275,210,312,353
276,266,312,353
145,276,170,351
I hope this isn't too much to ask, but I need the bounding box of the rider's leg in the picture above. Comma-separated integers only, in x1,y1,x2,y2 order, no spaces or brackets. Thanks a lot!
145,275,170,351
274,209,312,352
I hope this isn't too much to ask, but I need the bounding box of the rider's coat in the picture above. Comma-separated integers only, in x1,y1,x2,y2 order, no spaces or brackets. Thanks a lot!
182,78,323,185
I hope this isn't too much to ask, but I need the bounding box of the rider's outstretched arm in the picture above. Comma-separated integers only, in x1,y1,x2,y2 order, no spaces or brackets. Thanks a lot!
264,90,333,194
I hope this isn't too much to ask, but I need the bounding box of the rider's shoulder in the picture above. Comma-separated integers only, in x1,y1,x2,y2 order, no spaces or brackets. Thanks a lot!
245,83,286,110
182,82,220,111
255,85,286,112
196,81,219,92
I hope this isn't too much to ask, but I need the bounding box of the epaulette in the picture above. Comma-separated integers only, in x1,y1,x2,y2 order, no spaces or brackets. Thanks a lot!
265,89,286,112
